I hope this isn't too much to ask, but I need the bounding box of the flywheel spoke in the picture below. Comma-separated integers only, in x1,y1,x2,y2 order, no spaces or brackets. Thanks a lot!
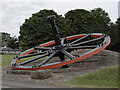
69,45,98,50
70,34,90,44
35,46,52,50
72,36,104,46
61,50,75,59
18,51,48,59
39,51,56,66
19,52,49,65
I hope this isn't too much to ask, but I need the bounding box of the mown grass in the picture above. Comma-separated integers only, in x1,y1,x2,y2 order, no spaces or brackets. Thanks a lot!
1,55,46,66
63,66,118,88
1,55,16,66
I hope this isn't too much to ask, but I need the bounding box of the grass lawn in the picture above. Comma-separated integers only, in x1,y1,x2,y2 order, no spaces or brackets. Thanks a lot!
1,55,46,66
62,66,118,88
1,55,16,66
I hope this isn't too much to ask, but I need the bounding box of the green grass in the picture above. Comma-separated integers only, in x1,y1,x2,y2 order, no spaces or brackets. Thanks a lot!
63,66,118,88
1,55,46,66
1,55,16,66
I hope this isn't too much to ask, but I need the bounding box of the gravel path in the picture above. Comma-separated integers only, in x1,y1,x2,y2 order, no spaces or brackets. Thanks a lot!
2,49,119,88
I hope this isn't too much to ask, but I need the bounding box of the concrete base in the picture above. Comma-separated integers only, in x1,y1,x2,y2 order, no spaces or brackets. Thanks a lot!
7,69,52,79
7,70,30,75
30,70,52,79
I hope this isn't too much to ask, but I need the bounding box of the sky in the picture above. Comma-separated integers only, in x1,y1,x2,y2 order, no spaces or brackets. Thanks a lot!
0,0,119,37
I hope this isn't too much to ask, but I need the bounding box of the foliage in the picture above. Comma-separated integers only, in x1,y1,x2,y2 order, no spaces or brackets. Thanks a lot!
65,9,90,34
65,8,119,52
89,8,111,33
65,8,111,34
106,18,120,52
7,36,19,49
19,9,73,50
115,18,120,52
19,8,120,52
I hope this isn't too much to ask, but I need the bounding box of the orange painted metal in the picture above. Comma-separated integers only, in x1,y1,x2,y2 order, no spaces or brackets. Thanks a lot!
21,48,35,56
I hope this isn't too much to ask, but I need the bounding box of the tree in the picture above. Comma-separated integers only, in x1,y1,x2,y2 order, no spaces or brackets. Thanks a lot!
19,8,119,53
106,22,118,51
115,18,120,52
65,8,111,34
65,9,90,34
7,36,19,49
89,8,111,33
19,9,74,50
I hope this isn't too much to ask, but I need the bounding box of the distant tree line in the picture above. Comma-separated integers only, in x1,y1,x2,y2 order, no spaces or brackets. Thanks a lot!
7,36,19,49
18,8,120,52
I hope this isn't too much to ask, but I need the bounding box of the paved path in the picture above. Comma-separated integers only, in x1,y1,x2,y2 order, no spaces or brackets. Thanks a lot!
2,80,58,88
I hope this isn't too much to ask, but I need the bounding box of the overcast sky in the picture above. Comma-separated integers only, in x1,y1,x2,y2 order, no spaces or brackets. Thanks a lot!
0,0,119,37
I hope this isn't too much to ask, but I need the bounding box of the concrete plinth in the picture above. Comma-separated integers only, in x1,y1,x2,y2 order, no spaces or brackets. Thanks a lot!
7,70,30,75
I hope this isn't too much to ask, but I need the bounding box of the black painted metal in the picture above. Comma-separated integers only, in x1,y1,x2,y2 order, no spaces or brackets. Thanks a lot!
70,34,90,44
39,51,56,66
47,15,61,45
69,45,97,50
18,51,47,59
47,15,72,68
19,52,49,65
72,36,104,46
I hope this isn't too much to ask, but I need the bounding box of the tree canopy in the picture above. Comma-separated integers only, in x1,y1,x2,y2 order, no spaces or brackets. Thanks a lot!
19,8,120,52
65,8,111,34
19,9,74,50
7,36,19,49
114,18,120,52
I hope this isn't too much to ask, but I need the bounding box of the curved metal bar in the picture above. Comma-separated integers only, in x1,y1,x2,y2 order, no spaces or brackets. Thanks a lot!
20,48,35,56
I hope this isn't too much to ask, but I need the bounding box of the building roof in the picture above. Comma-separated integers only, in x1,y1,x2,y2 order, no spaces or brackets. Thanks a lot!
0,47,21,51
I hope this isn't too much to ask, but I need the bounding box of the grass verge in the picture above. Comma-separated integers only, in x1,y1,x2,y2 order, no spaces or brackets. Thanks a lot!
1,55,46,66
1,55,16,66
62,66,118,88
